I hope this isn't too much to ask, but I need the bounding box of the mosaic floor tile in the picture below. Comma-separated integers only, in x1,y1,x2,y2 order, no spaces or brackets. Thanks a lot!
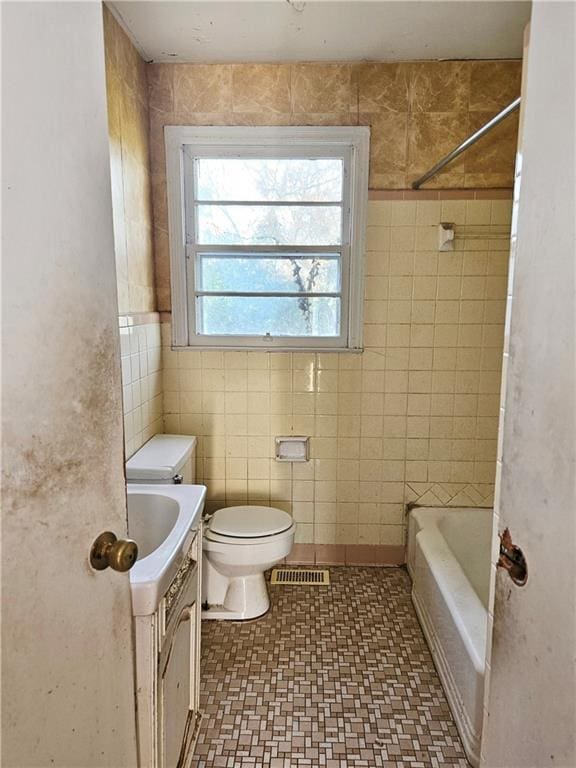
192,567,470,767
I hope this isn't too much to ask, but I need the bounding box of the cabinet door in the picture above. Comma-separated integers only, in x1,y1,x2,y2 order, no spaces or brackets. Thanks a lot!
160,602,196,768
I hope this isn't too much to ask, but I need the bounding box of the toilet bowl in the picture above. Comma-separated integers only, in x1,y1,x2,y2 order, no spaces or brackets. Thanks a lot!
202,505,295,621
125,434,296,622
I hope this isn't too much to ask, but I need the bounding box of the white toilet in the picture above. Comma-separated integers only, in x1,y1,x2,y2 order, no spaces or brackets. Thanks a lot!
125,434,296,621
202,504,295,621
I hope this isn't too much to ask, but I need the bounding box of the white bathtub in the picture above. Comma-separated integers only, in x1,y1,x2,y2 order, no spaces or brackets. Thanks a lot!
407,506,493,768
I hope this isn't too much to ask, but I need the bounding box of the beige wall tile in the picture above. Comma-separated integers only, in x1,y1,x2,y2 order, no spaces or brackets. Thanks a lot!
174,64,233,113
289,112,357,127
469,61,522,112
465,110,519,177
121,320,164,456
147,64,174,113
232,64,290,113
104,8,155,314
410,61,470,113
407,112,469,178
360,112,408,175
291,64,353,113
356,63,410,112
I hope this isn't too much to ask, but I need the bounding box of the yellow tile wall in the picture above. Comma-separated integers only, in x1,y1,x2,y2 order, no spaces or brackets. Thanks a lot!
103,7,155,313
120,321,164,457
162,198,510,546
146,60,521,311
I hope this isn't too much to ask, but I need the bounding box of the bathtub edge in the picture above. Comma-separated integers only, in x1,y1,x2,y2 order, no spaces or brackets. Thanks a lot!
412,588,481,768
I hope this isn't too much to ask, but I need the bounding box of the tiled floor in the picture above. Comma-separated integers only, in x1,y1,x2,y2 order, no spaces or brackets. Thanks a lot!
192,567,470,768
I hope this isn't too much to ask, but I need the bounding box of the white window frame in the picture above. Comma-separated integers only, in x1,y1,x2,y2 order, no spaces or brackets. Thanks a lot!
164,126,369,351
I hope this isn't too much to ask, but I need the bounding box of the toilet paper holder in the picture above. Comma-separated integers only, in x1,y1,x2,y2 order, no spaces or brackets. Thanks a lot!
275,436,310,462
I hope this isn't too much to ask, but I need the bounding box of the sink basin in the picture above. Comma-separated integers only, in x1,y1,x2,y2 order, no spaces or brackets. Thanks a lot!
127,484,206,616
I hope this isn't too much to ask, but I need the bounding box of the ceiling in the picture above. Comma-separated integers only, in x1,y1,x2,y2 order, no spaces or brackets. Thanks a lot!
109,0,531,64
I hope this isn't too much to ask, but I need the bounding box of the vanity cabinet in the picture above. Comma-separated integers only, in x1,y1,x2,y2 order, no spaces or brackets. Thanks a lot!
134,524,202,768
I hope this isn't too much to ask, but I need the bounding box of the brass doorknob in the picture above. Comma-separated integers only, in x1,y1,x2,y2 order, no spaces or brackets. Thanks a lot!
90,532,138,572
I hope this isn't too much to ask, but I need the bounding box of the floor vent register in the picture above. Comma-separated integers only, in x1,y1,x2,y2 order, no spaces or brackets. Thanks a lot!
270,568,330,586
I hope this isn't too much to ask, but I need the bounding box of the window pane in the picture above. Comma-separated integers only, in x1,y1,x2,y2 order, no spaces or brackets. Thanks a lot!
197,204,342,246
197,254,341,294
197,296,340,337
195,158,343,202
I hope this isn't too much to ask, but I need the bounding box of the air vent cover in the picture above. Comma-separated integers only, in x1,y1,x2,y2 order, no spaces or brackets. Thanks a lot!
270,568,330,586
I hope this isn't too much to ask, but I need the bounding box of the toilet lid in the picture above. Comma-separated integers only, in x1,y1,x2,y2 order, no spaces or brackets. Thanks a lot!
209,506,293,538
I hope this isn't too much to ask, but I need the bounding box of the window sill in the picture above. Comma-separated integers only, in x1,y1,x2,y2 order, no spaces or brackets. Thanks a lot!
170,345,364,354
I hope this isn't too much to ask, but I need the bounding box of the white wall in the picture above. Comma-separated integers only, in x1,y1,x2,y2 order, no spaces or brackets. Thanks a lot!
481,2,576,765
2,3,138,765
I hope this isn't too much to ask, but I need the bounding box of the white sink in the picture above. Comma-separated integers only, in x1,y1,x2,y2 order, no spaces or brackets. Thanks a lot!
127,484,206,616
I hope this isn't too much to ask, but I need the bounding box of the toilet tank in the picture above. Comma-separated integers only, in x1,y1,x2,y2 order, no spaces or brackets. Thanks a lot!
126,434,197,484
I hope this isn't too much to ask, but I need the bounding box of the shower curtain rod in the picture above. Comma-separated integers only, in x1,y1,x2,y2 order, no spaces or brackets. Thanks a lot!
411,97,521,189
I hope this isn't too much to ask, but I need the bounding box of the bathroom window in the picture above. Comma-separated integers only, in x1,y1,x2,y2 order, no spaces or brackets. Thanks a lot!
165,126,369,350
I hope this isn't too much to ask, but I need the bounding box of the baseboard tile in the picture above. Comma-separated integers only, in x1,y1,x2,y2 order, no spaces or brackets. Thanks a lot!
284,544,405,567
285,544,316,565
315,544,346,565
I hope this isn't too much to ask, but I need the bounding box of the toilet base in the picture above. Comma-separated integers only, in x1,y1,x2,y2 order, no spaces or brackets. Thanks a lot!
201,572,270,621
201,603,270,621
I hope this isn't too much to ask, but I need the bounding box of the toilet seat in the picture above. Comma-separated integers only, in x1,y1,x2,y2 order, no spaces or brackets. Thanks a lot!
204,523,295,547
207,505,293,539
